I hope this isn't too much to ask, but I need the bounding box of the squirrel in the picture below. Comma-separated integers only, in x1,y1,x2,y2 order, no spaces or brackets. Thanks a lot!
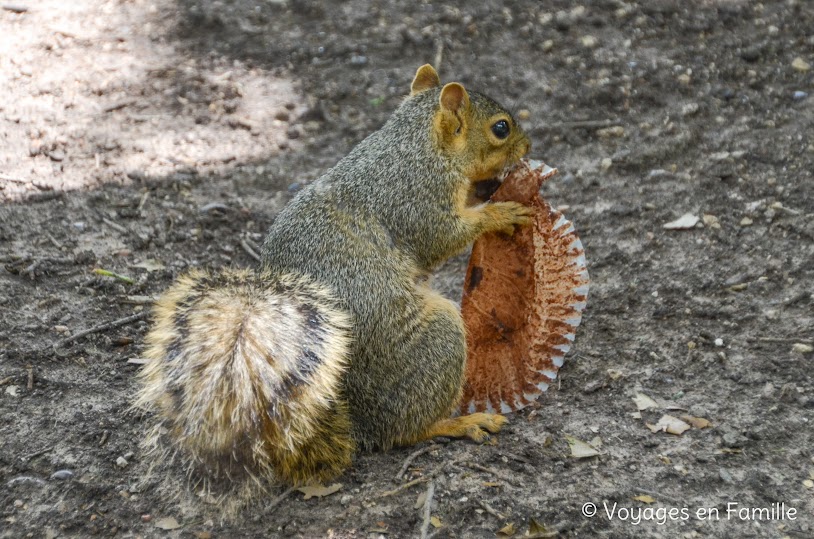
135,64,532,490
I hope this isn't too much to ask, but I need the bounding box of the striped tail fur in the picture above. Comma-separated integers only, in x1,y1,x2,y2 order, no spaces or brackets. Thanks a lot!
135,269,354,487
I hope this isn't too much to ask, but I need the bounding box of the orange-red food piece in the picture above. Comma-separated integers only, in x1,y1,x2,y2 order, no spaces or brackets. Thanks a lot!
460,160,589,414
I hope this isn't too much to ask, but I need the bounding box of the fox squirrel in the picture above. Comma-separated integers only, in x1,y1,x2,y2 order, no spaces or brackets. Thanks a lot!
136,65,532,489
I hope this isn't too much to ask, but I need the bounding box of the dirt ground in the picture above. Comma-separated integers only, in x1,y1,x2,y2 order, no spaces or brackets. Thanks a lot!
2,0,813,537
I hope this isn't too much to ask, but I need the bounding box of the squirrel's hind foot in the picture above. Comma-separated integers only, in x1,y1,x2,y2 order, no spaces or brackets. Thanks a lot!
420,413,507,443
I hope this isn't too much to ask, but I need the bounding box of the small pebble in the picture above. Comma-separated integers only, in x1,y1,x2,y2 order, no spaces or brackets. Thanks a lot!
516,109,530,121
14,499,24,508
141,514,152,523
792,343,813,355
740,48,761,63
600,157,612,172
580,35,598,49
739,217,753,226
541,40,554,52
596,126,624,138
286,125,301,140
50,470,74,480
791,57,811,72
49,150,65,162
116,456,129,468
793,91,808,100
719,469,734,484
274,110,290,122
714,338,724,347
350,55,368,66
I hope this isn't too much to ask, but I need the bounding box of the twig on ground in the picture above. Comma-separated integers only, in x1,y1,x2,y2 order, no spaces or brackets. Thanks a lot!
0,173,27,182
635,487,680,504
99,430,109,446
459,462,519,487
26,365,33,390
498,450,531,464
750,337,813,345
137,190,150,211
243,237,262,253
102,217,129,235
433,39,443,74
103,100,135,113
419,480,436,539
395,444,434,481
478,500,506,521
121,295,155,305
46,233,63,249
93,268,135,284
21,446,53,463
240,237,262,262
266,486,295,513
56,311,148,348
0,376,15,385
549,119,621,129
382,463,446,497
526,530,559,539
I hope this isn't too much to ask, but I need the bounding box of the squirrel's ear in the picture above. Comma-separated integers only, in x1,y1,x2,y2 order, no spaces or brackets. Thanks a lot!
439,82,470,114
411,64,441,95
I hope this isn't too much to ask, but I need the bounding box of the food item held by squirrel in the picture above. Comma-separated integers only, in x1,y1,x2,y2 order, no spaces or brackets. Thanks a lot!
460,159,589,414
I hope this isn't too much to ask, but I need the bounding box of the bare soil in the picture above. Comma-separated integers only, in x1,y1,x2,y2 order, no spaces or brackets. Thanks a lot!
2,1,813,538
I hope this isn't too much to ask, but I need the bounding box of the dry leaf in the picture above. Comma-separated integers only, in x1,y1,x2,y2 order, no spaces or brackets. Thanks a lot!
297,483,342,500
496,522,516,537
633,495,656,504
154,517,182,530
663,213,700,230
565,435,601,458
589,436,603,449
430,516,442,528
648,415,691,435
607,369,623,380
680,414,712,428
482,481,502,488
528,517,547,534
633,393,659,411
460,160,589,414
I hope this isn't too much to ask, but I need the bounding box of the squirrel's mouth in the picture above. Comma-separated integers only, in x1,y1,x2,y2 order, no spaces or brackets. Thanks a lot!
471,161,521,202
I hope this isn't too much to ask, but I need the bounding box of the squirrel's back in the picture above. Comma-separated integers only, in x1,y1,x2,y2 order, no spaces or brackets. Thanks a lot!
136,269,354,485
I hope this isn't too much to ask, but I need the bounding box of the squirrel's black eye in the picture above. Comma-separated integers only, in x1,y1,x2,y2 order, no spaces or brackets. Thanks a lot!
491,120,510,139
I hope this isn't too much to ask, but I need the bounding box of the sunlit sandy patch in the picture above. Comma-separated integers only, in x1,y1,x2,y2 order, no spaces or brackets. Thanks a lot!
0,0,305,201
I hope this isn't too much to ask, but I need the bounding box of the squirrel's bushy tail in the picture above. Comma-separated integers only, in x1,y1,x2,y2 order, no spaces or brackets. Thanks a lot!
135,269,354,486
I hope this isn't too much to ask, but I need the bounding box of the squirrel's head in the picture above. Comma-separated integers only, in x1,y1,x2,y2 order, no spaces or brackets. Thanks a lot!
410,64,531,182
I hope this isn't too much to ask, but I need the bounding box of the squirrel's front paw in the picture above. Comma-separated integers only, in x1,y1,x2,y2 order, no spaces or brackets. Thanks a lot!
484,201,534,236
